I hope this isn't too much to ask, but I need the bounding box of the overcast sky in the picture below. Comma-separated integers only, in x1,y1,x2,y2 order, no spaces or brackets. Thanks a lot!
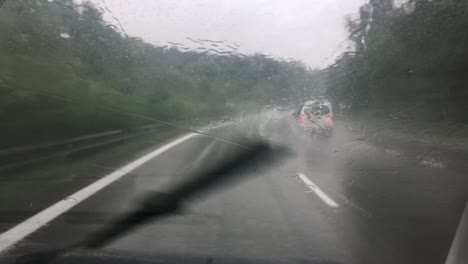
90,0,366,68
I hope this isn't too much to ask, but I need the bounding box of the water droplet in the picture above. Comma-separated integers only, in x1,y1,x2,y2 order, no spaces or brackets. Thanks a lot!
64,197,77,203
60,32,71,39
419,158,445,168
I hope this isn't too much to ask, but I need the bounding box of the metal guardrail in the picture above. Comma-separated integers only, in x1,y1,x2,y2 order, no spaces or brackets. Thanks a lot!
0,124,165,171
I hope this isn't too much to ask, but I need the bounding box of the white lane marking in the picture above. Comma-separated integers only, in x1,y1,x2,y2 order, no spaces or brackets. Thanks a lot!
259,126,265,136
192,139,217,167
333,192,371,217
297,173,339,208
445,202,468,264
0,133,198,253
258,121,266,136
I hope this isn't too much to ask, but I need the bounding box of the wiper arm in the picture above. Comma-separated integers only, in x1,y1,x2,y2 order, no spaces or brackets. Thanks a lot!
82,138,289,249
15,138,289,264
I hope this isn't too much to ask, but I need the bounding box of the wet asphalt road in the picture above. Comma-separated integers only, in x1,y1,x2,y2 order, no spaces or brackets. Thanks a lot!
1,110,468,264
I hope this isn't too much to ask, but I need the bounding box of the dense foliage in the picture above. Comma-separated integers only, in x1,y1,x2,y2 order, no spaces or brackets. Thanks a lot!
0,0,316,147
325,0,468,122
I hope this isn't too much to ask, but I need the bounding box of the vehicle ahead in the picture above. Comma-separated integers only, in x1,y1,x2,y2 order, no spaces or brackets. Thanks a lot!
293,99,334,136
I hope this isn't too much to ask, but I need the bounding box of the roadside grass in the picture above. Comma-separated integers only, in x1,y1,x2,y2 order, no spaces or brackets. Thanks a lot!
2,128,181,183
357,118,468,153
0,128,181,218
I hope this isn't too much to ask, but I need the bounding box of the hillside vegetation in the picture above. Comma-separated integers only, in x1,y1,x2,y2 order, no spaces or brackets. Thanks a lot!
0,0,316,147
325,0,468,123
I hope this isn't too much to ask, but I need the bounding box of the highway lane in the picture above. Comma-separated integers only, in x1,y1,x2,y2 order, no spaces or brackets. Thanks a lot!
1,110,468,264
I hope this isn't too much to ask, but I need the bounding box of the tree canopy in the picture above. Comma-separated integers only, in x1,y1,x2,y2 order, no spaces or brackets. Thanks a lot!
324,0,468,122
0,0,318,147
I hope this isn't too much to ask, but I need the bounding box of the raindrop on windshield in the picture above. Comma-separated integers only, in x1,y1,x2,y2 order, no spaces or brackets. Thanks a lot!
60,32,71,39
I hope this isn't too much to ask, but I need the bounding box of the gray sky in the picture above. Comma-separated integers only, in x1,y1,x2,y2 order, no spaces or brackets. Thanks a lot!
91,0,366,68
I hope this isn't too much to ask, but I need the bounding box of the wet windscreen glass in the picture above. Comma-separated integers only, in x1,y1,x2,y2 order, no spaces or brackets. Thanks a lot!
1,1,468,264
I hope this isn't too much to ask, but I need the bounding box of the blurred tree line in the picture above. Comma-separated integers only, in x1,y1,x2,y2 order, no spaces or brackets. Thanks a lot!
0,0,316,147
324,0,468,123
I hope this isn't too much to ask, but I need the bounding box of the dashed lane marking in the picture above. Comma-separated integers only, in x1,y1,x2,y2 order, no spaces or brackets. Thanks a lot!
297,173,339,208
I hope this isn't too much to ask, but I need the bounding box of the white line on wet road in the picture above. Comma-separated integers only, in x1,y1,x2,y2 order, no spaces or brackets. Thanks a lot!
259,121,267,136
0,133,198,253
192,139,217,167
297,173,339,208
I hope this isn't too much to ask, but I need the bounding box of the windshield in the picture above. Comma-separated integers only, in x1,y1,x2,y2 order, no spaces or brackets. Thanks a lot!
1,1,468,264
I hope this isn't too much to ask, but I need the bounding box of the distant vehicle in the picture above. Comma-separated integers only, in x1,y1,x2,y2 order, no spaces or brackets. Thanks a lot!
293,99,334,136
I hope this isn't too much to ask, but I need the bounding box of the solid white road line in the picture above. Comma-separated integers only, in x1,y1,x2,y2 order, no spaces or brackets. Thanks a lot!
0,133,198,253
192,139,217,167
297,173,339,208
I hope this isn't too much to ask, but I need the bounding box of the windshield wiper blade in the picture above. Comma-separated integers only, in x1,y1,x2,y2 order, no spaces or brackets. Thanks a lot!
81,138,289,249
14,138,289,264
